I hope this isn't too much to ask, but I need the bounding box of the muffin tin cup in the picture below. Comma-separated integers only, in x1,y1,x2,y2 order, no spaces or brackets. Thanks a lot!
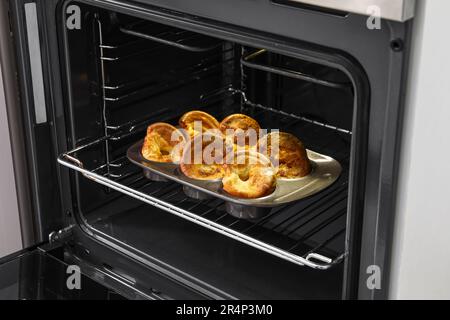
143,169,169,182
225,202,273,220
128,139,342,220
183,185,214,200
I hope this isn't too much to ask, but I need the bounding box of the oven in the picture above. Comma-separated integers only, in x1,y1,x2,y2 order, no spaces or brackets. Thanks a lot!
1,0,415,300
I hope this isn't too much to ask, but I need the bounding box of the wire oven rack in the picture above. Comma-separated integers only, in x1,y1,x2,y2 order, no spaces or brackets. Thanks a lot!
120,21,223,53
242,49,352,90
58,89,351,270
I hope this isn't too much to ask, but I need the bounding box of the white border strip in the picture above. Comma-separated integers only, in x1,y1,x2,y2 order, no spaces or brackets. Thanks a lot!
25,3,47,124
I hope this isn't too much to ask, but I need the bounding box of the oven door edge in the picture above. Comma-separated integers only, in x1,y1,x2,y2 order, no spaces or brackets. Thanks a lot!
7,0,66,244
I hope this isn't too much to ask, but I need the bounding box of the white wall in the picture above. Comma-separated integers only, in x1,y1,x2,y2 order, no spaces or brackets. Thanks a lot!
0,56,22,258
390,0,450,300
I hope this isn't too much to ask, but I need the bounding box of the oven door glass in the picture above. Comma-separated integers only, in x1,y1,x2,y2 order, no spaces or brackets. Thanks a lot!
0,248,126,300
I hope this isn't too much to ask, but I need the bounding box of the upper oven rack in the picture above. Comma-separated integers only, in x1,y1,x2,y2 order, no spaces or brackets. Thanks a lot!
242,49,352,90
119,21,223,53
58,89,350,271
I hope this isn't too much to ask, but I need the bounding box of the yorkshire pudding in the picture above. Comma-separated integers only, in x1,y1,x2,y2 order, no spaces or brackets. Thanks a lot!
258,132,311,179
219,114,261,147
180,132,231,181
179,111,220,138
141,123,186,163
222,151,276,199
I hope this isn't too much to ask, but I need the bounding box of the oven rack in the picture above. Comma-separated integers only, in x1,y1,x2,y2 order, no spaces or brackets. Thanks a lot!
102,56,235,104
101,47,234,90
119,21,223,53
59,144,346,270
237,89,353,135
242,49,352,90
93,161,348,258
99,38,164,62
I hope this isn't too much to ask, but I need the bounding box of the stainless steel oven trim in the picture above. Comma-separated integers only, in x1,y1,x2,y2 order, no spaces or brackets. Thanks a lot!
287,0,415,22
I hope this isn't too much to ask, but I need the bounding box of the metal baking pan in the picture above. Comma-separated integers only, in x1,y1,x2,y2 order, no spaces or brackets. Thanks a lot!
127,139,342,219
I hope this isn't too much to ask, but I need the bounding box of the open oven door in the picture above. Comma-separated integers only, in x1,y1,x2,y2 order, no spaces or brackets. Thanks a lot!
0,233,222,300
0,245,129,300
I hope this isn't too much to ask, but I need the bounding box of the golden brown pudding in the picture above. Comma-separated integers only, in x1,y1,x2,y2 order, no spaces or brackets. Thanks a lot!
258,132,311,179
141,123,186,163
180,132,231,181
222,151,276,199
219,114,261,147
179,111,220,138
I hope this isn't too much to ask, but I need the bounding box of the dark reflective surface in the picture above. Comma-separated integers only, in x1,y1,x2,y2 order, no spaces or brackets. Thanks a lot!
0,250,126,300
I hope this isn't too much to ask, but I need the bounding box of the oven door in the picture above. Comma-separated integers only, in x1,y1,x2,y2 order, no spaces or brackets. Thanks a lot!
0,245,128,300
0,241,209,300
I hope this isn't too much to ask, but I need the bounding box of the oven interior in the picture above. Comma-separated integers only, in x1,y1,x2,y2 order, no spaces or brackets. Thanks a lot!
62,4,356,299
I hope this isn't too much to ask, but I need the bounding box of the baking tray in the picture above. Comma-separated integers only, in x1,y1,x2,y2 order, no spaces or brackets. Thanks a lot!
127,139,342,219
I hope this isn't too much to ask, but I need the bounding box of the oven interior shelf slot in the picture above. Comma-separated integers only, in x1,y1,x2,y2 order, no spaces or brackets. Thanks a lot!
235,89,353,135
119,21,224,53
58,91,350,271
102,57,235,104
100,42,234,64
104,88,352,144
100,44,162,62
242,49,352,89
104,86,236,139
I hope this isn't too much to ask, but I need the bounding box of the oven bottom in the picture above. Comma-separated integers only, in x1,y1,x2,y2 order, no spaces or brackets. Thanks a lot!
85,193,343,299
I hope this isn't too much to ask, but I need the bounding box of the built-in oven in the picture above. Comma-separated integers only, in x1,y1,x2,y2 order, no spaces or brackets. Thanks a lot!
0,0,415,300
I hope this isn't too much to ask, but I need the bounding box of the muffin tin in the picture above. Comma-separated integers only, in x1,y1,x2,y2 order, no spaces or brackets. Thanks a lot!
127,139,342,220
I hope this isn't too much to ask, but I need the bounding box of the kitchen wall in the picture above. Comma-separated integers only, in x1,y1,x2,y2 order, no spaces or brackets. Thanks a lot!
390,0,450,300
0,58,23,258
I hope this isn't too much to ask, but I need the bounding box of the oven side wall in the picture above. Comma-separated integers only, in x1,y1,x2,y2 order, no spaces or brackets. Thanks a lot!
390,0,450,300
